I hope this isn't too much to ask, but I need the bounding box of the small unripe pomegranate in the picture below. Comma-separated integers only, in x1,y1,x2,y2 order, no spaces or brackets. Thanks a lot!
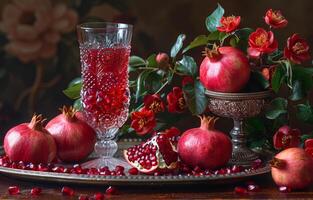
156,53,169,69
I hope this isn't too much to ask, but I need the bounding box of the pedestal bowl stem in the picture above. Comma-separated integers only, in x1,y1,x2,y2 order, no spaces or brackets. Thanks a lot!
229,119,259,166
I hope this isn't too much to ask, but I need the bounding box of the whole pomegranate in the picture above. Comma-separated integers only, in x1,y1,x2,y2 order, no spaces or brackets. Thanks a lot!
199,46,250,93
124,131,178,174
271,147,313,189
4,115,57,164
177,116,232,169
46,106,96,163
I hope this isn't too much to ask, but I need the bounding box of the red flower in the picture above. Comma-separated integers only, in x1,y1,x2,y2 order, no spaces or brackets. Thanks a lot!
273,126,301,150
131,109,156,135
167,87,186,113
284,34,311,64
182,76,194,87
217,16,241,33
143,94,165,113
264,9,288,28
248,28,278,58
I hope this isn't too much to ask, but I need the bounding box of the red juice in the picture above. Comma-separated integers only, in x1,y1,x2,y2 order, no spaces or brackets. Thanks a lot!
80,46,131,130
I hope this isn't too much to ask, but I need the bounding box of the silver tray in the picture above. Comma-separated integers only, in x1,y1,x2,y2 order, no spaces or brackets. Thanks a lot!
0,140,270,186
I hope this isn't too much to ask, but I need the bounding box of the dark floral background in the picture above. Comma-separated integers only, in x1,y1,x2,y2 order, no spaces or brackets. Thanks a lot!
0,0,312,143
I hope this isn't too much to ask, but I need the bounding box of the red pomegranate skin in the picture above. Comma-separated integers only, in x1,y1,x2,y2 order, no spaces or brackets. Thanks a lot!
46,109,96,163
200,46,250,93
271,148,313,189
177,116,232,169
4,116,57,164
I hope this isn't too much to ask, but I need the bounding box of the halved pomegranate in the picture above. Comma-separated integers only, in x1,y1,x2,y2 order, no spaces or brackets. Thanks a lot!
124,132,178,174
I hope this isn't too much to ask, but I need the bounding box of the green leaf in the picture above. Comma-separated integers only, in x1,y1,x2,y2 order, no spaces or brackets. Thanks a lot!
268,50,283,63
296,103,313,123
63,82,82,99
265,97,288,120
146,54,157,68
234,28,253,40
205,3,224,32
183,80,208,115
230,36,239,47
68,77,82,87
207,30,220,41
271,64,285,93
183,35,209,53
301,133,313,144
170,34,186,58
135,70,152,102
73,98,82,110
292,66,313,95
129,56,146,68
167,70,174,84
289,80,304,101
146,71,163,93
177,56,198,76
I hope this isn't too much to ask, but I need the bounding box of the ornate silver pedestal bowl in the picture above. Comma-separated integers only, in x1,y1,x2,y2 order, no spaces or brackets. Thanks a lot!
205,90,272,166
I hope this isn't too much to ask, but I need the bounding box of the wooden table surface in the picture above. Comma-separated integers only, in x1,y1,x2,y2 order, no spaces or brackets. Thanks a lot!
1,173,313,199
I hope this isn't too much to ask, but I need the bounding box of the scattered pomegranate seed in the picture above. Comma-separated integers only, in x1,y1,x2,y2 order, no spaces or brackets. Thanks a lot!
231,165,243,173
38,164,49,172
100,170,111,176
61,186,74,196
8,186,20,195
52,166,65,173
87,168,99,175
31,187,42,195
115,165,124,172
128,167,139,175
153,172,161,176
110,171,117,176
247,184,260,192
106,186,118,195
193,166,202,173
94,192,104,200
234,186,247,195
78,194,89,200
279,186,292,193
116,170,125,176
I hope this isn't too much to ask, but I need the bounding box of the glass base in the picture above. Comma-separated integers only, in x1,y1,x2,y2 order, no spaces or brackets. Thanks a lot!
82,157,131,170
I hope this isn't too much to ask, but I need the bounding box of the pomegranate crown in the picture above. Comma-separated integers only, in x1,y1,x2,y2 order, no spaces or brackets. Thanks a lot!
202,44,221,60
270,157,286,169
29,114,47,131
199,115,219,130
59,105,77,120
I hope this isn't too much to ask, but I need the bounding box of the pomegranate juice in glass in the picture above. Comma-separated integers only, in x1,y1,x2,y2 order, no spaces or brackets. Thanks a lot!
77,22,132,168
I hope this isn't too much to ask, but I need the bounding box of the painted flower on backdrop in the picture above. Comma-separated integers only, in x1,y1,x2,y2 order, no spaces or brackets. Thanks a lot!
284,34,311,64
247,28,278,59
0,0,78,63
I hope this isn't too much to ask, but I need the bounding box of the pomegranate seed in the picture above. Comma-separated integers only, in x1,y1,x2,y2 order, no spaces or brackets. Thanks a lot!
115,165,124,172
128,167,139,175
63,168,72,173
94,192,104,200
8,186,20,195
110,171,116,176
31,187,42,195
38,164,49,172
52,166,65,173
11,162,18,169
231,165,243,173
61,186,74,196
87,168,99,175
247,184,260,192
116,170,125,176
204,169,211,175
252,159,262,169
193,166,202,173
154,172,161,176
99,166,109,172
106,186,118,195
27,163,38,171
100,170,111,176
234,186,247,195
279,186,292,193
78,194,89,200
